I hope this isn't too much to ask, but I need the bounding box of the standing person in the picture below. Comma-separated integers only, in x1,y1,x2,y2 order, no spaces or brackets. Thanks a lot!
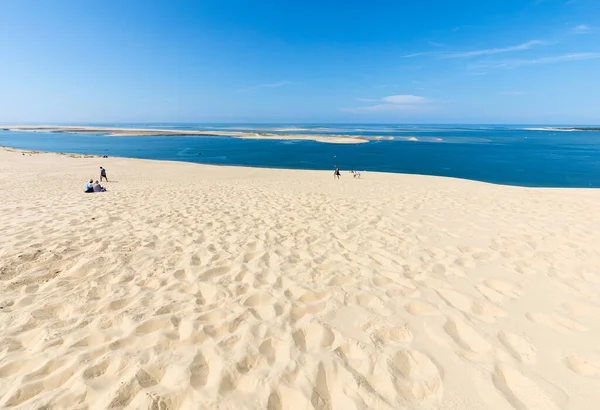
334,165,341,180
100,166,108,182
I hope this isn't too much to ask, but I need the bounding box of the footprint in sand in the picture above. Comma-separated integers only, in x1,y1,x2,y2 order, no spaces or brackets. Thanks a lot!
405,301,439,316
82,359,111,381
437,289,506,323
389,349,443,402
335,340,375,375
444,317,493,358
372,276,394,287
565,354,600,376
134,317,173,335
1,380,45,407
235,352,268,375
526,312,587,333
190,352,210,389
349,293,393,316
297,290,330,304
485,279,522,297
199,266,230,281
385,287,421,298
0,338,22,353
196,309,230,323
477,278,522,303
244,292,274,307
498,331,537,364
364,321,413,346
268,385,313,410
492,364,565,410
471,300,507,321
327,276,355,286
293,322,336,352
23,357,69,382
108,296,136,311
249,304,281,321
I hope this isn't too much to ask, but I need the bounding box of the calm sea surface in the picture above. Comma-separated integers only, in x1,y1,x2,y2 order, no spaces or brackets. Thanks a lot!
1,124,600,188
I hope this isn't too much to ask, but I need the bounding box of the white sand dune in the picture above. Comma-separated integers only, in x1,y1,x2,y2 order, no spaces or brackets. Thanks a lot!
1,148,599,409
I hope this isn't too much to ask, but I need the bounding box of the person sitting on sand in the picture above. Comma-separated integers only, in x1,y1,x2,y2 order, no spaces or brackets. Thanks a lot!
93,180,106,192
334,165,341,180
100,166,108,182
85,179,94,193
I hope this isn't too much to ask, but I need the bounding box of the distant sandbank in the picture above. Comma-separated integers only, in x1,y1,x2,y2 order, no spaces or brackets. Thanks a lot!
523,127,600,132
1,125,370,144
0,125,451,144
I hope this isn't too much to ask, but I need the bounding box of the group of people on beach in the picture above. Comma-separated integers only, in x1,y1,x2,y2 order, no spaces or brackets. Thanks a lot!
334,165,362,179
85,164,354,191
84,167,108,193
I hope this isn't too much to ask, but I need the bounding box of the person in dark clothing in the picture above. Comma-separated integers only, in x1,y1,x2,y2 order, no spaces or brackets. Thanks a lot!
334,165,341,180
100,166,108,182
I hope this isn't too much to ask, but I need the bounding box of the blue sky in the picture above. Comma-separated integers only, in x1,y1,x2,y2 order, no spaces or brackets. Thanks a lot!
1,0,599,124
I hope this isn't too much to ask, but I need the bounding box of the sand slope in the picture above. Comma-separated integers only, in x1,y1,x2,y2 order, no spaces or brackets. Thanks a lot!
0,149,599,409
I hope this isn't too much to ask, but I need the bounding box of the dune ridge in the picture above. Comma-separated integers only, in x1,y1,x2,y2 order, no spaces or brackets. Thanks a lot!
1,148,599,409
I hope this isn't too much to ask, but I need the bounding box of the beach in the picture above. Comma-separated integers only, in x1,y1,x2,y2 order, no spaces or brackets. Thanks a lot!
1,147,599,409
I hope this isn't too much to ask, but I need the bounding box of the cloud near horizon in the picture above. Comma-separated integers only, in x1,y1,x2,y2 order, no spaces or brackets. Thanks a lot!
343,94,431,114
573,24,590,34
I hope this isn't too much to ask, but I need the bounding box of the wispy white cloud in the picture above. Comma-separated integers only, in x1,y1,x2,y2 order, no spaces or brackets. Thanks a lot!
573,24,590,34
441,40,546,58
428,41,446,48
401,51,443,58
472,52,600,69
344,95,431,114
238,81,291,92
382,95,428,104
402,40,546,59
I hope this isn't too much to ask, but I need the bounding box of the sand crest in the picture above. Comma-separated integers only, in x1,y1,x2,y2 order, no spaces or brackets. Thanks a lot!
1,148,599,409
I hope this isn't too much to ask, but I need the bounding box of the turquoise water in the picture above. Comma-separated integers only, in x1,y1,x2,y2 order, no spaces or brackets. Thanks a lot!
1,124,600,187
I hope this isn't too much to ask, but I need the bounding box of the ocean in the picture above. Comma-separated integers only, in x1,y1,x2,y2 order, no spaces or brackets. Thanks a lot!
1,124,600,188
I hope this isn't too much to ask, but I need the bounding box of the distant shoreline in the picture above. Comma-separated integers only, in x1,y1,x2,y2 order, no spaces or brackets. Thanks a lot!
523,127,600,132
0,125,370,144
0,125,456,143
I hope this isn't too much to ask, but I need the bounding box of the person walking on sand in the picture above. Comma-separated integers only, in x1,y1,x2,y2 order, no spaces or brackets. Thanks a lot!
100,166,108,182
334,165,341,180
